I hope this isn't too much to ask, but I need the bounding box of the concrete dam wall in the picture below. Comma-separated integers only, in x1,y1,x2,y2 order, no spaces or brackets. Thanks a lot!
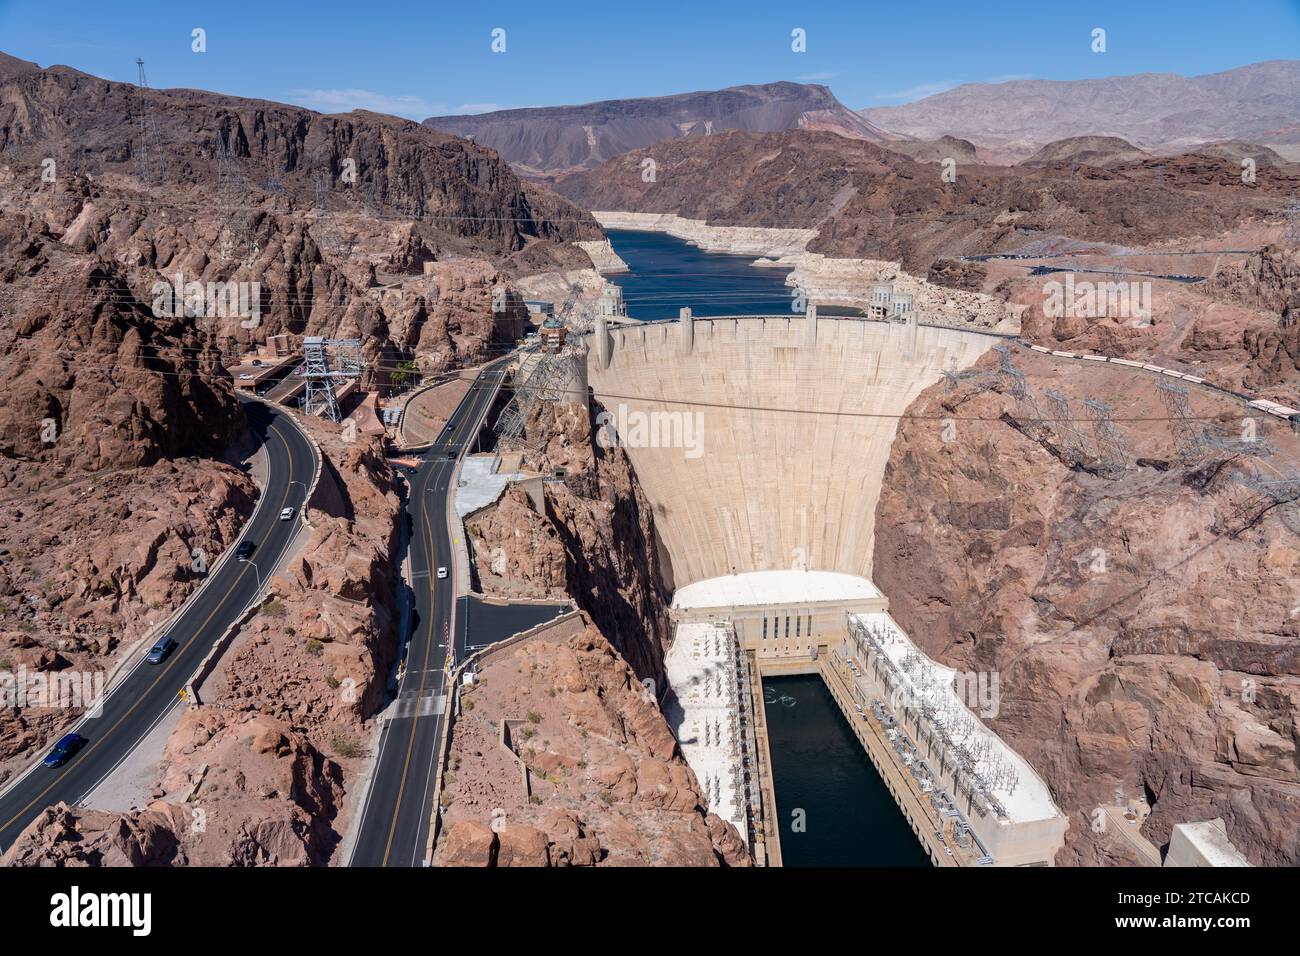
585,314,1000,588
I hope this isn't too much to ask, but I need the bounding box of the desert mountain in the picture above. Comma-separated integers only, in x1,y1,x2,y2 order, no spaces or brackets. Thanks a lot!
861,60,1300,161
884,134,979,165
557,128,1299,271
424,82,898,180
1020,136,1150,168
1190,140,1290,167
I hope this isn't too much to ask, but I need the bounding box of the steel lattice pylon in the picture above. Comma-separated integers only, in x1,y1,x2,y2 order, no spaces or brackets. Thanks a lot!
299,337,363,423
494,349,581,446
1044,389,1092,464
1082,398,1131,475
133,59,164,184
1284,194,1300,247
300,337,338,422
999,365,1051,442
1156,377,1206,465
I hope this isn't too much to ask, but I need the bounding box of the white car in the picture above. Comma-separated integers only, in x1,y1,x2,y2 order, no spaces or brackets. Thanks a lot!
436,567,448,579
279,507,295,521
238,373,255,380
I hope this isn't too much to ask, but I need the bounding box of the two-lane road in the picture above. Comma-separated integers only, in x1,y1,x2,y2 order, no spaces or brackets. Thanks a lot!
0,400,318,852
348,359,508,867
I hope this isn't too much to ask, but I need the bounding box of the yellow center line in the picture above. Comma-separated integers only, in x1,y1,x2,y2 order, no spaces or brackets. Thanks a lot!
0,421,297,836
380,461,439,866
377,372,496,865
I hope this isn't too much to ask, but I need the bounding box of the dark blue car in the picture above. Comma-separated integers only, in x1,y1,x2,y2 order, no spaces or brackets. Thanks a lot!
44,733,86,768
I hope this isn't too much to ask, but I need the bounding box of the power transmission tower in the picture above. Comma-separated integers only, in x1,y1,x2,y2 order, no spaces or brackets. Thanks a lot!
1044,389,1091,464
1284,194,1300,248
1239,473,1300,503
992,345,1051,442
300,337,364,422
132,58,164,184
1082,399,1131,475
1155,378,1206,465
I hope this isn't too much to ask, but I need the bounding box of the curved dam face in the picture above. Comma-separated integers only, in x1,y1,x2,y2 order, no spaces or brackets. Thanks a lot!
585,314,998,588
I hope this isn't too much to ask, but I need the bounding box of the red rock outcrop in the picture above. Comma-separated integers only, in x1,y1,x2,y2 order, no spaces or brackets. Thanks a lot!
435,618,750,867
872,352,1300,865
467,399,673,683
0,801,186,867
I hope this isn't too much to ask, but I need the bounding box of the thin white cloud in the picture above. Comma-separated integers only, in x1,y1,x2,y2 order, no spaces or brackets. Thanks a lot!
873,81,957,102
286,87,443,119
452,103,507,115
796,71,838,82
986,73,1034,84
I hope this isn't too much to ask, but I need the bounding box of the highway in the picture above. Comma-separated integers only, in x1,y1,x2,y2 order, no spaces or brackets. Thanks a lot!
0,399,319,853
347,359,509,867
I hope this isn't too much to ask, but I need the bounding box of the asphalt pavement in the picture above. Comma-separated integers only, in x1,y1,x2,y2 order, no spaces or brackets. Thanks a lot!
0,399,318,853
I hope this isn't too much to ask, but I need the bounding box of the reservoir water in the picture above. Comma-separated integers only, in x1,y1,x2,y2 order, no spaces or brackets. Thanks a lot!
603,229,931,867
605,228,799,320
763,675,932,867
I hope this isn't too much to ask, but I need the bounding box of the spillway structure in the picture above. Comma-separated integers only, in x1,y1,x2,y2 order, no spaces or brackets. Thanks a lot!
583,307,1070,866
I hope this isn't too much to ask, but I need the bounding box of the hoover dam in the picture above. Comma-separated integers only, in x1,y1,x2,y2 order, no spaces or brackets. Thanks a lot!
580,289,1070,866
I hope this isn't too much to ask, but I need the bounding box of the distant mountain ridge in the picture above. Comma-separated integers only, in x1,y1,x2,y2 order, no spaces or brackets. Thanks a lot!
424,82,898,179
861,60,1300,161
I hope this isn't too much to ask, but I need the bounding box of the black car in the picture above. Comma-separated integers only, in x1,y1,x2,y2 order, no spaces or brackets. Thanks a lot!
236,540,256,560
146,635,177,664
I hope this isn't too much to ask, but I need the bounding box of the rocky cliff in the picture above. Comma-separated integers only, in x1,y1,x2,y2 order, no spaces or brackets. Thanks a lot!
557,130,1299,274
871,352,1300,866
426,82,895,180
0,57,600,377
467,399,673,683
435,616,750,866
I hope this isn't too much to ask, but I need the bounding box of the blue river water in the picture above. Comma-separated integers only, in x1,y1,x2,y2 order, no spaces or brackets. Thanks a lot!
604,228,800,320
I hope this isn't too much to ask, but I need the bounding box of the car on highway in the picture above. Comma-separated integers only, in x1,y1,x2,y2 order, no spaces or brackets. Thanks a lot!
236,540,256,560
279,507,295,521
436,566,448,579
238,373,255,380
146,635,177,664
44,733,86,768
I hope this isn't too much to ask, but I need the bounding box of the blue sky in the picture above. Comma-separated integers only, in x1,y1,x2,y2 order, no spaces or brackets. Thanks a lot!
1,0,1297,118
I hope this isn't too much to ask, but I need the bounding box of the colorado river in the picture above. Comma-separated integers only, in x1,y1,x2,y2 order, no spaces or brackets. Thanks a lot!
605,228,798,320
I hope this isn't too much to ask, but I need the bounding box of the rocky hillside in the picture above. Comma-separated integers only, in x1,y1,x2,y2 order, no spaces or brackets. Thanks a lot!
0,53,598,801
466,399,673,684
1020,136,1150,168
861,60,1300,161
556,129,1300,272
425,82,897,180
435,615,749,866
0,56,601,376
2,422,403,865
872,352,1300,865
